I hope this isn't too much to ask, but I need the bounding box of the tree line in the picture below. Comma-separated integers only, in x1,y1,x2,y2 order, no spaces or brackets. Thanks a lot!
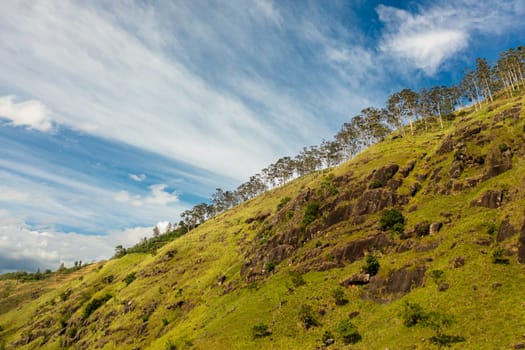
166,46,525,234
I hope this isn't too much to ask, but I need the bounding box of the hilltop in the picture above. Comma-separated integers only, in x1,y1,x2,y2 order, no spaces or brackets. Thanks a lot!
1,90,525,349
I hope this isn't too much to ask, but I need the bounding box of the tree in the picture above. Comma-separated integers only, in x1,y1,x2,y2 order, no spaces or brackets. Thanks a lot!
152,225,160,237
475,58,495,102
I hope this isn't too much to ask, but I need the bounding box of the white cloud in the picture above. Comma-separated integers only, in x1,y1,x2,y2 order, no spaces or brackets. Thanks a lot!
0,210,154,273
114,184,178,207
0,95,53,131
129,173,146,182
376,1,525,75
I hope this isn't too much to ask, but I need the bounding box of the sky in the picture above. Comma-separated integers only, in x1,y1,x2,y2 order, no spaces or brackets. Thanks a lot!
0,0,524,273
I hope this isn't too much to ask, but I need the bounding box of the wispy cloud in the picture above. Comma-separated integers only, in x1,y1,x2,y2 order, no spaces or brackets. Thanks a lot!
114,184,178,207
377,1,525,75
129,173,146,182
0,95,53,131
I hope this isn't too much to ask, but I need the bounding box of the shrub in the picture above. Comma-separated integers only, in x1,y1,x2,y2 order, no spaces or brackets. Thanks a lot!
332,287,348,306
298,304,318,329
290,272,306,287
429,269,444,284
400,301,427,327
277,196,291,211
123,272,137,286
492,247,509,264
252,323,271,338
83,294,112,320
164,339,177,350
429,333,465,347
336,319,361,344
162,318,169,326
363,255,380,276
59,289,72,302
379,209,405,232
102,274,114,284
301,201,321,230
265,261,276,273
499,143,510,153
487,222,497,236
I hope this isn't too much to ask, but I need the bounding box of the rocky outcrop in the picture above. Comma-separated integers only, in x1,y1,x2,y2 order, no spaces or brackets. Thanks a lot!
518,219,525,264
483,148,513,180
355,189,402,215
371,164,399,187
362,265,427,302
332,233,391,263
497,219,516,242
471,190,504,209
437,135,454,155
340,273,370,287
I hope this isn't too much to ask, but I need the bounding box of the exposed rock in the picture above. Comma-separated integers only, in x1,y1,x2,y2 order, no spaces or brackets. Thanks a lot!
471,190,504,209
355,189,401,215
513,343,525,349
414,241,439,252
465,177,482,188
475,237,492,246
497,219,516,242
410,183,422,197
437,135,454,155
400,161,416,177
439,282,450,292
348,311,360,319
371,164,399,187
462,126,482,138
340,273,370,287
362,266,427,302
414,222,431,237
449,160,464,178
325,203,352,228
483,148,513,180
265,244,295,265
332,233,391,263
452,182,464,191
430,167,443,181
518,218,525,264
453,256,465,268
429,222,443,235
386,178,403,190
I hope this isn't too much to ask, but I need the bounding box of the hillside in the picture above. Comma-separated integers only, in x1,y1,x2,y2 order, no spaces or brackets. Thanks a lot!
1,90,525,349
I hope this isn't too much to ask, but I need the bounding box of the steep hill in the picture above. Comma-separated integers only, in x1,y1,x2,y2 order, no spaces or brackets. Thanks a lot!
1,91,525,349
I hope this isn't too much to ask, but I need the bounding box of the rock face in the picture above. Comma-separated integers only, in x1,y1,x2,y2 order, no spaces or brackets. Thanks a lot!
437,135,454,155
497,219,516,242
429,222,443,235
362,266,427,302
332,234,391,263
483,148,513,180
371,164,399,187
471,190,504,209
355,189,401,215
518,219,525,264
340,273,370,287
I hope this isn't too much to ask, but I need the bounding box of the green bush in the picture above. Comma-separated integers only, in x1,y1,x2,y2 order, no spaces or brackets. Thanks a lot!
332,287,348,306
429,333,465,347
363,255,380,276
277,196,291,211
298,304,318,329
252,323,271,338
290,272,306,287
429,269,444,284
336,319,361,344
301,201,321,230
379,209,405,232
265,261,276,273
83,294,112,320
400,301,427,327
492,247,509,264
499,143,510,153
123,272,137,286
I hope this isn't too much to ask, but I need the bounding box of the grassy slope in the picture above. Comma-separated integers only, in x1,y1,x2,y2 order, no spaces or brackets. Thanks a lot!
1,91,525,350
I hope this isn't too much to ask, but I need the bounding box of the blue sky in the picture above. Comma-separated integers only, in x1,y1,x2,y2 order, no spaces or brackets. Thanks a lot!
0,0,524,272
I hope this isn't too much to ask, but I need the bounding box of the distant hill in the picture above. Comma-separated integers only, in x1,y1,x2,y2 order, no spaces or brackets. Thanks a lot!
1,89,525,349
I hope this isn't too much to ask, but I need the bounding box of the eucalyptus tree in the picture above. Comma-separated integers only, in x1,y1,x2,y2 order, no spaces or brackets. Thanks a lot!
475,58,495,102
